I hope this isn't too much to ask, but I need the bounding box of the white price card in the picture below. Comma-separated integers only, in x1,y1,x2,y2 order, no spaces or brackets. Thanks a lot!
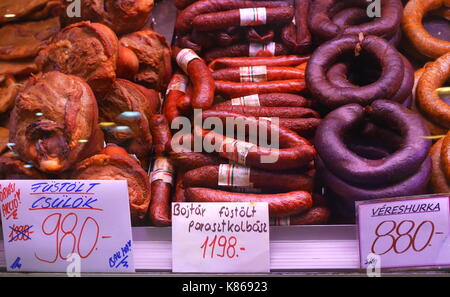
0,180,135,273
172,202,270,273
357,195,450,270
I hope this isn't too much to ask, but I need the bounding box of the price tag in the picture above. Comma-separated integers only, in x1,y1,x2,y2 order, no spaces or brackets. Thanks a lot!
0,180,135,273
357,195,450,270
172,202,270,273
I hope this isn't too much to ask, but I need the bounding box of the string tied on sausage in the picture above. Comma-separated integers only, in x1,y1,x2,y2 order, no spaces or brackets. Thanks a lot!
354,32,365,57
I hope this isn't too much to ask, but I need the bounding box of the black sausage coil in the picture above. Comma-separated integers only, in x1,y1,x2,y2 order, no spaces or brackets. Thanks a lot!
315,100,432,213
306,34,411,110
308,0,403,44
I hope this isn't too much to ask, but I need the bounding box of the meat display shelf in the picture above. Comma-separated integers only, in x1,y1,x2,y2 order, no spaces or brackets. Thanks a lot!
0,225,362,272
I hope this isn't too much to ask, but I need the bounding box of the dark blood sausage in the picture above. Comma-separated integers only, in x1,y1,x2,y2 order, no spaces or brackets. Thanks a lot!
308,0,403,43
306,35,406,109
185,187,313,217
316,155,431,211
212,66,304,82
197,110,316,170
209,55,310,70
215,79,306,98
149,114,172,156
176,0,294,34
173,48,215,110
281,0,312,53
204,42,290,63
315,100,432,214
149,158,174,227
164,73,189,125
192,7,294,32
325,54,414,105
209,105,319,118
315,100,431,186
183,165,315,192
214,93,312,107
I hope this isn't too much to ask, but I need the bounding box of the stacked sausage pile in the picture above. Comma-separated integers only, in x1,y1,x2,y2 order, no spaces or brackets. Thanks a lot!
173,0,312,62
165,0,330,225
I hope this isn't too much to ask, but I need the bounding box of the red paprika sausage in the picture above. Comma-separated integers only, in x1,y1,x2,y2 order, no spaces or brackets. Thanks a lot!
197,110,316,170
149,114,172,156
214,93,312,107
173,48,215,109
183,164,315,192
149,157,175,226
212,66,305,82
209,55,310,70
186,187,312,217
163,73,189,125
176,0,293,34
209,105,319,118
192,7,294,32
204,42,290,63
215,79,306,98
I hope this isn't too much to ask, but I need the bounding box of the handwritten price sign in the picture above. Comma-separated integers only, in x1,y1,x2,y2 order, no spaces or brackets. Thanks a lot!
357,196,450,270
172,202,270,273
0,180,135,273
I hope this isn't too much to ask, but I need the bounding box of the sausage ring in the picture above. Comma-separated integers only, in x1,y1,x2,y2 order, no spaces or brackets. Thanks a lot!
402,0,450,60
416,52,450,130
430,132,450,193
315,100,432,213
308,0,403,43
315,100,432,187
324,53,414,105
306,35,406,109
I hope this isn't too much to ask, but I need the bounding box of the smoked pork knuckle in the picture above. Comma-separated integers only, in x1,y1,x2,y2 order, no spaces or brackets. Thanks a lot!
72,145,151,224
35,21,118,98
9,71,103,174
60,0,154,36
99,79,160,167
119,28,172,91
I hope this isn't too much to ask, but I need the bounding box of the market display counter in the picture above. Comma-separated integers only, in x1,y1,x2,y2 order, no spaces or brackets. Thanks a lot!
0,225,360,272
